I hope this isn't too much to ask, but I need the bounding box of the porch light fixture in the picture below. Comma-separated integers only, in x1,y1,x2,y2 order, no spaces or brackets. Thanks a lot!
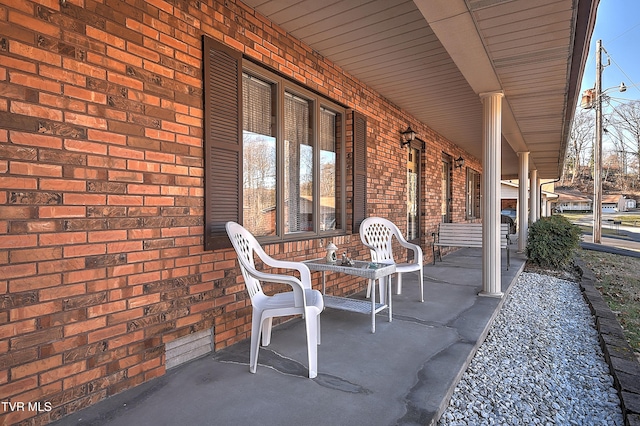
401,126,416,147
454,156,465,169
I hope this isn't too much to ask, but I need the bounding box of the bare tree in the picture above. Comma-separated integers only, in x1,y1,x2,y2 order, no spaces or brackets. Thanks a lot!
563,108,594,185
610,100,640,178
607,124,633,190
243,135,276,235
609,126,628,172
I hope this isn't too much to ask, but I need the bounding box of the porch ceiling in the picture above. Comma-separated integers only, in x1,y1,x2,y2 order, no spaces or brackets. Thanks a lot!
241,0,598,179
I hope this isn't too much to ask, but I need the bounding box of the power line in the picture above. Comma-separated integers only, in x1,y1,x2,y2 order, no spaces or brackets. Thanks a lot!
606,54,640,93
607,21,640,44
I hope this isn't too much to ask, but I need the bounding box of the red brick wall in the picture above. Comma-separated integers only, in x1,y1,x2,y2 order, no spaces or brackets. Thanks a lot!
0,0,481,423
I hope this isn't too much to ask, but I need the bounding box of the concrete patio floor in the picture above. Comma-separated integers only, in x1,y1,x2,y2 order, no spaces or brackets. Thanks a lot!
53,248,526,426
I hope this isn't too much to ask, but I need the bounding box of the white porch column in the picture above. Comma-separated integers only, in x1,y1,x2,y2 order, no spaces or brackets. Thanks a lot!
544,200,550,217
529,169,538,224
518,152,530,252
480,91,503,298
536,176,541,221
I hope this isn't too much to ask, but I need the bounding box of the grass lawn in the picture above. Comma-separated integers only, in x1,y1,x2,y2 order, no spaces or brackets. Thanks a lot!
577,249,640,360
560,212,589,221
611,215,640,226
560,212,640,228
574,224,634,239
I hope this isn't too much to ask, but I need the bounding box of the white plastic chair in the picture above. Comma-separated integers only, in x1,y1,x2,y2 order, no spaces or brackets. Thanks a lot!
225,221,324,378
360,217,424,303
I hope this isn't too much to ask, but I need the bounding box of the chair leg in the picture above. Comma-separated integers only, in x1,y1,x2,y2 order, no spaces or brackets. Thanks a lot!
304,308,319,379
419,269,424,302
396,273,402,295
249,313,263,374
261,317,273,346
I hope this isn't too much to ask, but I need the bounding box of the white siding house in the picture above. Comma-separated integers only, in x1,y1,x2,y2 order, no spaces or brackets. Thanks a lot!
602,194,627,213
553,191,592,213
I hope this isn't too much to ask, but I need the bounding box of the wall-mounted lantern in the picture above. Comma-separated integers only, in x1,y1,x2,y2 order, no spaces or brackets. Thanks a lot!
400,126,416,148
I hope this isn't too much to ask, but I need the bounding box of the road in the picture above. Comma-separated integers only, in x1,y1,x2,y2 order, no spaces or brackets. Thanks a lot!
568,211,640,256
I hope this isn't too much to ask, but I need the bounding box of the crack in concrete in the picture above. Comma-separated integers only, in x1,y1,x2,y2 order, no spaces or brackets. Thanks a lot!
314,373,372,394
214,343,371,394
395,344,452,426
423,274,451,284
392,313,440,328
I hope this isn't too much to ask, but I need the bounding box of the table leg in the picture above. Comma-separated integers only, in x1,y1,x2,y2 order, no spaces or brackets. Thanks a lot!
371,279,376,333
321,271,326,295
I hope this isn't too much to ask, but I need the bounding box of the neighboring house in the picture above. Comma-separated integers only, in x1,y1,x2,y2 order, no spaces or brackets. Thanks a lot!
602,194,627,213
553,191,593,213
626,198,637,210
541,190,559,217
501,180,520,211
553,192,629,213
0,1,597,424
500,180,559,218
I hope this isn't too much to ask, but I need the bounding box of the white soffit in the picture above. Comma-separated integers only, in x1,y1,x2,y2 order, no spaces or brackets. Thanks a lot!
241,0,593,178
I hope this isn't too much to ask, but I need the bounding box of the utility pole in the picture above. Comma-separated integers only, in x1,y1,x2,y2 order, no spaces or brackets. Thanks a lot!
593,39,603,244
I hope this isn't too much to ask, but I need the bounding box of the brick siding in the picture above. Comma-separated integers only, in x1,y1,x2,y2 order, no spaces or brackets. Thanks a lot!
0,0,481,423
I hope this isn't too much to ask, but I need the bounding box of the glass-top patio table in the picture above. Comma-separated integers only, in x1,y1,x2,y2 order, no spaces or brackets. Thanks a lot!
304,258,395,333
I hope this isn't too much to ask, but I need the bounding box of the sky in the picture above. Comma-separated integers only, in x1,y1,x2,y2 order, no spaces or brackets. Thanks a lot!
580,0,640,102
578,0,640,154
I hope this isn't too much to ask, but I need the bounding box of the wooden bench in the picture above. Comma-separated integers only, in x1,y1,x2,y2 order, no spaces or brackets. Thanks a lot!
432,223,512,269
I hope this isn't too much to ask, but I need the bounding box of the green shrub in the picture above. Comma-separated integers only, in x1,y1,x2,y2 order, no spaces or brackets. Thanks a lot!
526,215,581,268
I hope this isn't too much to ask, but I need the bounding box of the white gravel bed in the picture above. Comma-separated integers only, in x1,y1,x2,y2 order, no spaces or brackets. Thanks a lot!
438,272,624,426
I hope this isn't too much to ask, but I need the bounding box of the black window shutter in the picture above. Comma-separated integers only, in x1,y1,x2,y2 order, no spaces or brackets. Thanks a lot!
352,111,367,233
203,36,242,250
